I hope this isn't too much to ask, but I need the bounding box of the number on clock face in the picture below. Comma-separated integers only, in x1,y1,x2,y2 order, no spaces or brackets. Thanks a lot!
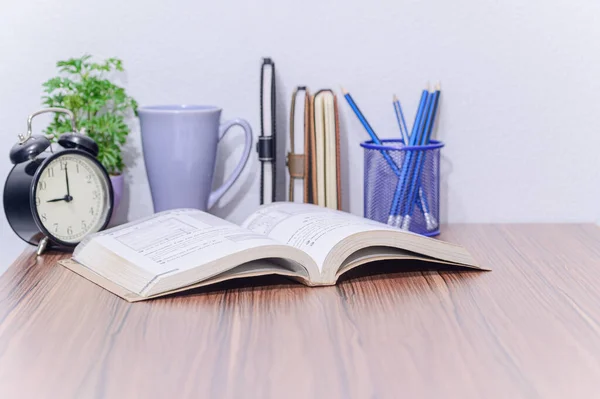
34,153,111,244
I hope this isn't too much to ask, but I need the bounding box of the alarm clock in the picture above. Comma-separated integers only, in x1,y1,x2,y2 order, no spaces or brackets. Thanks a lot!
3,107,114,255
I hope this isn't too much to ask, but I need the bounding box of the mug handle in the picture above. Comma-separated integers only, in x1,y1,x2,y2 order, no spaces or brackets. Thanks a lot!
207,118,253,209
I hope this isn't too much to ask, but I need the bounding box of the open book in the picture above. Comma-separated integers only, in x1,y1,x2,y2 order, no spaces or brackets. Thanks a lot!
59,203,485,302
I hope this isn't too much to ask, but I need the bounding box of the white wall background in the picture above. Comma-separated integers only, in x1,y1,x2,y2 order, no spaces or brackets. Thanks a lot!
1,0,599,270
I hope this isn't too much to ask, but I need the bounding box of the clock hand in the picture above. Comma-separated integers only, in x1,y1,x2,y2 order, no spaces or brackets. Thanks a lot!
46,196,69,203
64,163,72,202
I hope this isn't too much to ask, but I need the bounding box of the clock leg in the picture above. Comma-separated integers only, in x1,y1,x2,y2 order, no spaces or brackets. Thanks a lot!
36,237,49,256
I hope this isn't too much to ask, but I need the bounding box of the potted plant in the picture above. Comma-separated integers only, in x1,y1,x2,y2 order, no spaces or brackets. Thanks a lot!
41,55,138,217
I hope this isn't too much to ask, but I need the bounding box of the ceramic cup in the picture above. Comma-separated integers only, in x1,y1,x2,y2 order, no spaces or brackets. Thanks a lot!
138,105,252,212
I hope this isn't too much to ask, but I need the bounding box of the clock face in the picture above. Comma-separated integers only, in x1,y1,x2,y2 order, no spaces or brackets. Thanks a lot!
33,152,112,245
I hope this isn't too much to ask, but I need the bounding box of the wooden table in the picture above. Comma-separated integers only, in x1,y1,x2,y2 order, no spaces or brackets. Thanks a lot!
1,225,600,398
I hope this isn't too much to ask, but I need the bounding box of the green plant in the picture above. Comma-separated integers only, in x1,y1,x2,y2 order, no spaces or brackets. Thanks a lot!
42,55,138,175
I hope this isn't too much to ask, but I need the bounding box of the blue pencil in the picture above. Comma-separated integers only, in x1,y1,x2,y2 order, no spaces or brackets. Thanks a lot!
389,88,431,226
341,88,402,176
398,92,432,220
401,84,441,230
393,96,435,227
393,95,410,145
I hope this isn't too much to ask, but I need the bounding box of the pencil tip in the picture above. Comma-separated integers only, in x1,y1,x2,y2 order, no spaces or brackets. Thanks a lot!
435,82,441,91
340,87,348,94
425,82,430,91
393,94,398,101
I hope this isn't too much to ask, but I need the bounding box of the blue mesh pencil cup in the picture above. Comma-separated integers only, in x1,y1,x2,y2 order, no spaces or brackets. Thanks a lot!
361,139,444,237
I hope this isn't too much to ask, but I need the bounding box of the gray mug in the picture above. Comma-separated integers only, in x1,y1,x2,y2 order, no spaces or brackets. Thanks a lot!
138,105,252,213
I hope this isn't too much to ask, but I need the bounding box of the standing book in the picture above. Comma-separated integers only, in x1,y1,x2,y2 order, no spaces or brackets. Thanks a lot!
311,90,341,209
60,203,486,302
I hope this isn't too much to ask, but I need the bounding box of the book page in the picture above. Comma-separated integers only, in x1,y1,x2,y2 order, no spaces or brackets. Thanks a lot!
314,94,326,206
75,209,280,276
324,93,337,210
241,203,399,271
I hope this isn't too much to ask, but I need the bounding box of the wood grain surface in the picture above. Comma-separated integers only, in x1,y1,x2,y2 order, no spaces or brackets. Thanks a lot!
1,224,600,399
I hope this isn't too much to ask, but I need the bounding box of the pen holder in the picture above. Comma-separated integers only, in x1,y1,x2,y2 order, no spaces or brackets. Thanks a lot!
361,139,444,237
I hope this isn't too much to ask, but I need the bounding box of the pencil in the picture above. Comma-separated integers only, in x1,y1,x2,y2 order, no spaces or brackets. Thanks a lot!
401,83,441,230
342,88,402,175
341,88,381,145
389,88,431,226
393,95,435,227
393,95,410,145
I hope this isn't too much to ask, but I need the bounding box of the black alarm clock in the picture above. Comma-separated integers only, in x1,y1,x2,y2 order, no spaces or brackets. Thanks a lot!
3,107,114,255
